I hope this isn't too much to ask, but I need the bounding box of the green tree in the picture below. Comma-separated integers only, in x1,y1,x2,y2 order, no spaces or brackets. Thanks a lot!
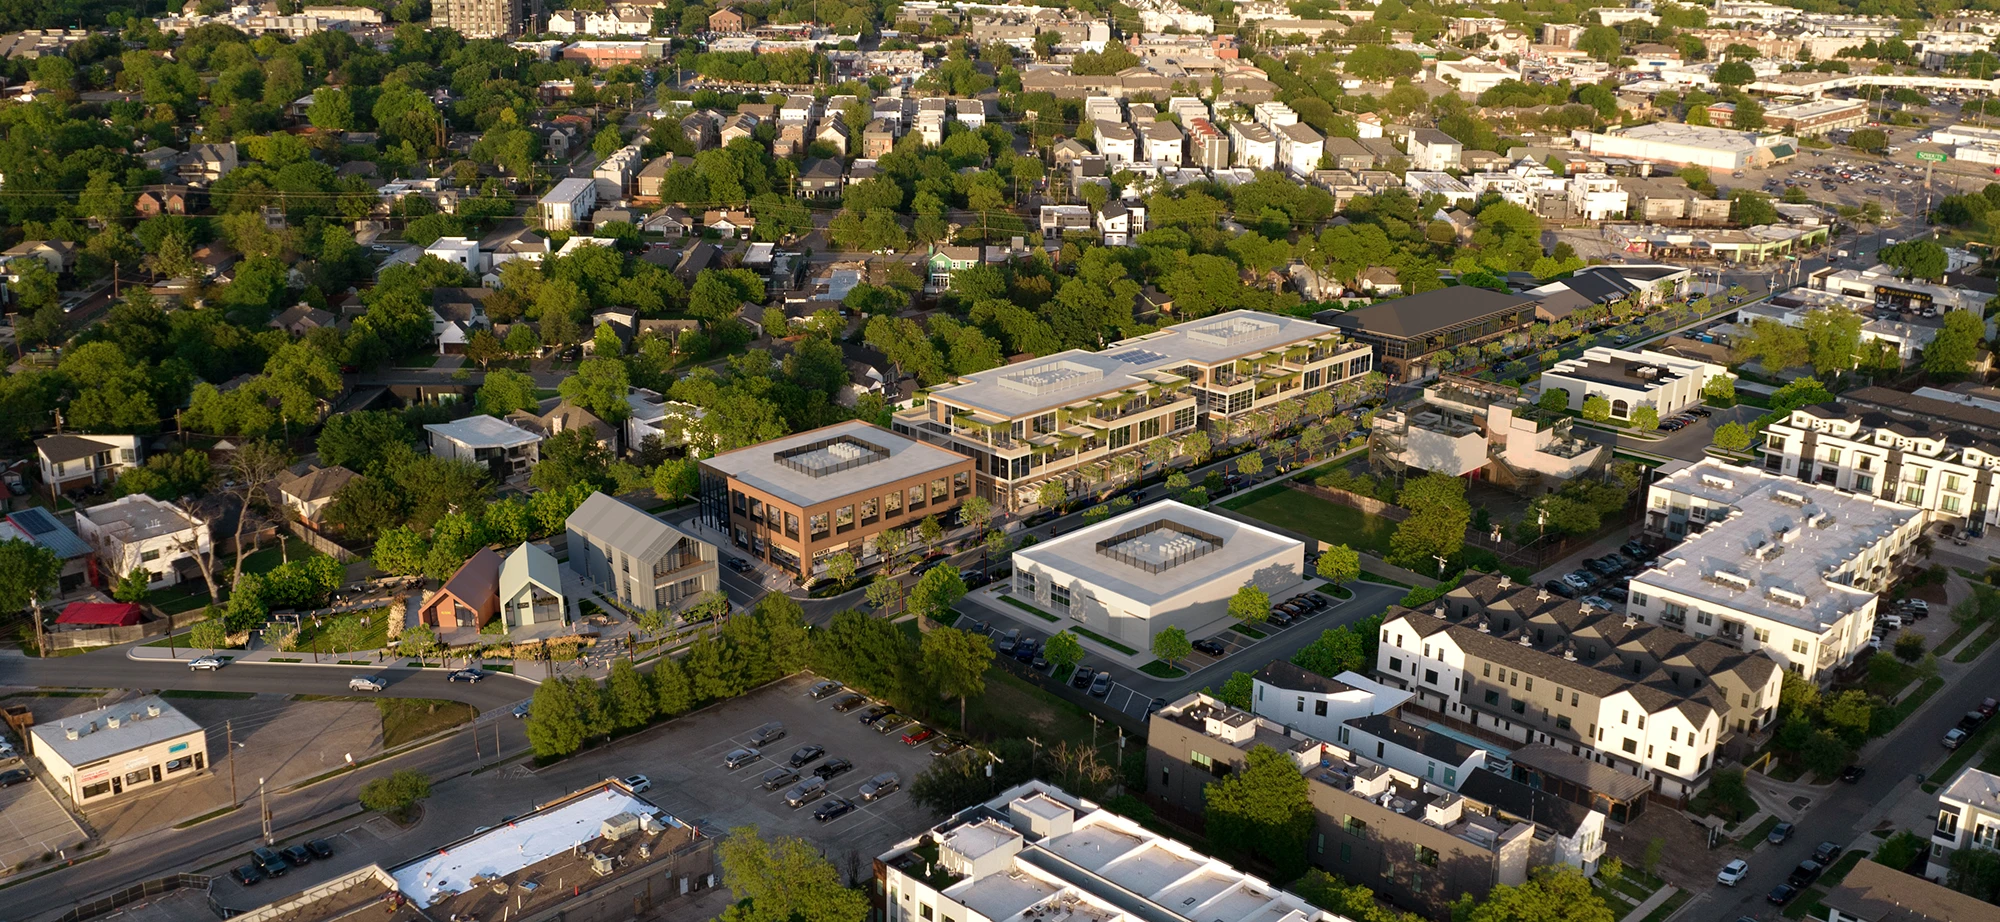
1925,310,1985,376
1948,846,2000,902
1881,240,1949,280
1205,744,1315,880
823,551,857,586
307,86,354,131
605,659,653,730
1229,584,1270,624
190,618,229,652
1153,625,1193,669
1214,670,1254,708
1895,632,1926,662
1714,61,1756,85
1803,307,1865,374
1731,190,1780,226
1849,128,1888,153
1537,388,1569,412
1630,406,1659,431
908,565,968,624
112,567,151,604
358,769,431,822
866,573,903,613
1456,869,1615,922
1044,630,1085,676
1581,395,1611,422
652,657,695,716
1576,25,1623,62
525,672,589,758
532,428,614,494
921,625,994,732
558,356,632,422
1316,545,1360,587
316,410,414,471
1801,728,1853,777
1388,473,1472,573
717,827,869,922
1704,375,1736,403
1238,452,1264,478
477,367,540,416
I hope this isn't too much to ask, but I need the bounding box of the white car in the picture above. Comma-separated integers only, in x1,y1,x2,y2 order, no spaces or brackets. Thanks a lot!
1718,859,1750,887
348,675,387,692
623,774,652,793
189,656,225,671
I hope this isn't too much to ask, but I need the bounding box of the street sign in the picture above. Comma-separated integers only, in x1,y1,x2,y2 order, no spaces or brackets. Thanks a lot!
1917,151,1948,162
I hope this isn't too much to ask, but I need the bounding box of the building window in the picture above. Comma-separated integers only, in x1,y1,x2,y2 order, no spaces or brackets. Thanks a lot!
1139,416,1162,440
1389,657,1403,673
1416,846,1439,867
784,513,800,539
908,486,925,511
140,550,160,562
1752,627,1770,643
1792,638,1809,654
1622,738,1638,754
1630,591,1648,607
1666,753,1682,770
1315,700,1327,716
1343,815,1366,836
1511,700,1526,715
1485,690,1500,706
1940,810,1961,837
1557,715,1571,731
835,505,855,532
861,498,878,525
1425,669,1439,685
1173,407,1196,431
809,513,829,540
931,478,948,503
884,491,902,518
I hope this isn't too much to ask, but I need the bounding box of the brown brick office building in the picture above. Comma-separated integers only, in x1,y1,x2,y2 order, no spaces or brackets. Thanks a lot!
697,421,975,580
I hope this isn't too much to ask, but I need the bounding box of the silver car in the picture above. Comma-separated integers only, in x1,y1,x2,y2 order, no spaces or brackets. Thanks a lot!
347,675,386,692
782,775,828,807
724,747,762,769
859,772,900,802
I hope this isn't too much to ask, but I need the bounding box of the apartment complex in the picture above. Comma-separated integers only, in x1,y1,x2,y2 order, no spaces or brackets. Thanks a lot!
1760,386,2000,528
893,310,1372,511
878,781,1339,922
698,421,975,580
1377,572,1784,801
1373,375,1604,487
435,0,531,37
1927,766,2000,879
1145,693,1606,916
564,491,717,613
1632,460,1925,679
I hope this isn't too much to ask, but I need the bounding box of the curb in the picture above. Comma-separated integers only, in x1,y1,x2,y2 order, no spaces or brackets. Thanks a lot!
124,647,547,685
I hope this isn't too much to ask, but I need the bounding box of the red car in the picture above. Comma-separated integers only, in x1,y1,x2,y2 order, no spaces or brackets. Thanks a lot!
901,727,935,746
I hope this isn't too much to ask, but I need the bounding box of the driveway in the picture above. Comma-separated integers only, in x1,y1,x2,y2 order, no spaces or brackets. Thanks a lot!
1572,405,1762,464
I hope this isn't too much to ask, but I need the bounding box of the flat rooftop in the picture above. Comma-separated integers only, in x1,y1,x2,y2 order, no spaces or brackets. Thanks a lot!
1611,122,1774,153
1013,501,1301,606
1545,357,1687,391
78,496,199,542
425,415,542,449
1766,97,1866,119
1942,767,2000,815
1320,287,1535,341
701,420,968,508
1634,461,1917,631
927,310,1342,419
33,695,202,766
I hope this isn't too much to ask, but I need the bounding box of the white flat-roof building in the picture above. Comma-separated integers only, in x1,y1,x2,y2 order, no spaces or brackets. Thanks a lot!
1250,660,1411,742
1760,386,2000,527
74,495,209,589
1630,460,1925,680
425,415,543,480
1436,57,1520,94
880,781,1341,922
1929,767,2000,879
1010,501,1303,662
423,235,485,275
1813,265,1995,316
1571,123,1798,171
539,177,597,231
1540,346,1731,422
31,696,206,805
1402,170,1477,205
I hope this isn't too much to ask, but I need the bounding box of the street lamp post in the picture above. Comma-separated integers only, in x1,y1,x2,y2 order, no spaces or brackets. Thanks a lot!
259,776,271,844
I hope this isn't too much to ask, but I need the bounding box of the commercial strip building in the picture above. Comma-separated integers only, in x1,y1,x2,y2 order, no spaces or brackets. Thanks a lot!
1569,123,1798,171
1600,222,1830,265
565,491,717,613
1761,98,1869,135
1145,693,1607,917
893,310,1372,511
1372,375,1605,488
1377,572,1783,802
1632,459,1926,680
30,696,206,805
698,420,975,580
1318,288,1536,383
1539,346,1732,421
1812,265,1997,316
1760,386,2000,529
878,781,1341,922
1009,501,1304,662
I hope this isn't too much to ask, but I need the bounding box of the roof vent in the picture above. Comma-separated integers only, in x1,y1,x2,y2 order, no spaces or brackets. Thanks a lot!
105,715,120,729
1774,489,1808,507
1478,617,1490,633
1519,633,1532,646
1563,644,1576,661
1579,602,1593,615
1808,512,1832,529
1498,575,1513,589
146,704,161,718
1768,586,1809,608
1537,589,1550,602
1701,474,1735,490
1710,570,1753,591
1623,614,1638,628
64,725,77,741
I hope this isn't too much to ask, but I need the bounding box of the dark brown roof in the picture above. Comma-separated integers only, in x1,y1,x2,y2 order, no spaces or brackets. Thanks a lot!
1821,859,2000,922
36,435,112,464
277,465,360,503
1319,287,1535,341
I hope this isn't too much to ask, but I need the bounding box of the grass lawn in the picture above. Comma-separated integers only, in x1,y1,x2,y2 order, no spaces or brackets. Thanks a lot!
147,583,212,615
1072,625,1138,655
963,669,1098,748
1231,623,1267,639
1741,815,1782,846
289,609,392,654
1317,584,1354,599
379,698,477,748
1876,676,1946,736
397,354,440,368
234,539,321,577
1822,850,1866,885
999,595,1060,622
1957,623,2000,663
1639,891,1689,922
1928,721,1998,784
1223,485,1398,557
1139,660,1185,678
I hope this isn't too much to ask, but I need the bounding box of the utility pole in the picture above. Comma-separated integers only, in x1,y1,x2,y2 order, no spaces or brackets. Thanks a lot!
226,720,238,807
259,776,271,844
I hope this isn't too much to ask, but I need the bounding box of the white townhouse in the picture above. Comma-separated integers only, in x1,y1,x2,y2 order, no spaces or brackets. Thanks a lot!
1929,767,2000,879
1230,120,1277,170
1093,120,1138,165
1761,386,2000,528
1631,460,1926,680
1276,122,1325,176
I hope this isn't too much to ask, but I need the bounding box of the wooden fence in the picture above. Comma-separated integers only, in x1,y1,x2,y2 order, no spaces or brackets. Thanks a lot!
286,519,359,563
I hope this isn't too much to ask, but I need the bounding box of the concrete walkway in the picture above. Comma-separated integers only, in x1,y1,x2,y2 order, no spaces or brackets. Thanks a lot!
1618,885,1681,922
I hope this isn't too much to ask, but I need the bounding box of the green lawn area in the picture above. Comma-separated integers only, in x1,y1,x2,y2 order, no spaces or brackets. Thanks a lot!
288,608,392,654
1139,660,1185,678
148,583,213,615
963,669,1098,747
234,539,320,577
379,698,477,748
1957,622,2000,663
1639,891,1689,922
1231,623,1267,639
1741,815,1782,846
999,595,1060,622
1223,485,1398,557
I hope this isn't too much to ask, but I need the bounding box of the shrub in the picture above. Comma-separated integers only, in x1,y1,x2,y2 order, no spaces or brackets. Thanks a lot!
359,770,432,822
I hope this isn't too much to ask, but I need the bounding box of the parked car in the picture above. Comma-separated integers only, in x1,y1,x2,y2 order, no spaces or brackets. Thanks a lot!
1788,860,1823,887
1767,884,1798,906
0,769,29,787
189,656,226,671
813,797,856,823
251,847,289,877
1194,638,1227,656
808,680,843,698
1088,672,1113,697
1622,540,1651,559
1945,728,1970,749
1265,609,1295,627
995,629,1021,655
282,845,314,867
874,714,912,735
1544,580,1579,599
1562,571,1595,591
859,772,901,801
231,865,263,886
724,557,752,573
1718,859,1750,886
447,668,488,683
623,774,652,793
761,767,801,791
1071,666,1096,690
1839,765,1866,783
902,727,936,746
1814,842,1842,864
347,675,387,693
306,839,334,860
813,758,854,780
930,737,968,758
858,705,896,725
1979,697,1997,719
1013,638,1040,663
783,776,829,808
724,747,762,769
1601,587,1629,603
1768,822,1795,845
511,702,532,719
749,722,787,746
831,694,868,712
789,745,825,768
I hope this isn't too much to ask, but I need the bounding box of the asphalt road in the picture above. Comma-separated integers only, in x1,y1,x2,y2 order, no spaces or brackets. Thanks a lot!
1685,642,2000,921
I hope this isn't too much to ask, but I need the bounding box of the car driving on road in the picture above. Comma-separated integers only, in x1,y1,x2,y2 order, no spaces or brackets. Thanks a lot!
1717,859,1749,887
348,675,386,692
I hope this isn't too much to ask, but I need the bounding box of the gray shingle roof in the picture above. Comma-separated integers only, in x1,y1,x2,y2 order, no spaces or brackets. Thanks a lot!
1320,287,1535,340
565,491,700,565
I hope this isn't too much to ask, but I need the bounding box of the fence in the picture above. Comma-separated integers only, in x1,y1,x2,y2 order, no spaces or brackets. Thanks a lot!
286,519,359,563
55,873,210,922
216,865,399,922
1289,481,1407,520
46,619,169,650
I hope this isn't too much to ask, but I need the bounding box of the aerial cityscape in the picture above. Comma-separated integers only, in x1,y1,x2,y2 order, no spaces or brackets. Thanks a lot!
0,0,1997,920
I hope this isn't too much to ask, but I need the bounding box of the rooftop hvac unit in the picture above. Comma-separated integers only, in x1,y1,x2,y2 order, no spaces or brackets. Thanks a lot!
590,853,617,877
1768,586,1808,608
1712,570,1753,590
602,812,641,841
1774,489,1809,506
1701,474,1735,490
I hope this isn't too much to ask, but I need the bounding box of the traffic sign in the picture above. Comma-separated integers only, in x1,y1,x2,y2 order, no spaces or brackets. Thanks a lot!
1916,151,1948,162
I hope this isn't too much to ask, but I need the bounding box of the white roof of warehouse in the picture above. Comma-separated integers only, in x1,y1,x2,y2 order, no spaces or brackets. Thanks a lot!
1013,500,1301,606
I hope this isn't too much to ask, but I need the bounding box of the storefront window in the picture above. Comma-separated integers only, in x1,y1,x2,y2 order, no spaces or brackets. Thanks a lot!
860,498,878,524
809,513,829,539
81,781,111,799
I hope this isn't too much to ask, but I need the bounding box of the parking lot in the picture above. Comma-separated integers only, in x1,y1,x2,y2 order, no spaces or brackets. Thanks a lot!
600,674,943,868
0,764,86,873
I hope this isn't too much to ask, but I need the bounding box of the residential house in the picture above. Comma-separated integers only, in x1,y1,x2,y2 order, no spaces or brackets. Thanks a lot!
74,494,209,589
430,287,492,354
703,209,756,238
1824,859,2000,922
861,119,896,158
1408,128,1464,171
1139,120,1183,164
1927,766,2000,879
681,113,718,151
424,236,486,275
626,387,709,456
719,113,759,145
2,240,74,276
1038,204,1092,235
708,6,743,31
497,542,569,633
1098,200,1146,246
424,416,542,480
565,491,718,612
178,142,238,183
1276,122,1325,176
36,434,140,494
1094,121,1138,164
925,245,982,292
1249,660,1412,743
274,465,360,525
420,547,501,630
135,185,194,217
268,304,337,336
538,177,596,232
506,397,618,451
1230,120,1277,169
799,158,844,200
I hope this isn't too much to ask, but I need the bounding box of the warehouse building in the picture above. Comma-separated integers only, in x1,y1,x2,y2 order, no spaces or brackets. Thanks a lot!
1571,123,1797,171
1762,98,1868,136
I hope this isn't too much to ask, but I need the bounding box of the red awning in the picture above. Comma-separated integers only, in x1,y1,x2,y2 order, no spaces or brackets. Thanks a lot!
55,602,146,627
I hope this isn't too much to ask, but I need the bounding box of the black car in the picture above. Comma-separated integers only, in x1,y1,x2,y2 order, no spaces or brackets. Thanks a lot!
1032,652,1051,671
447,668,488,683
306,839,334,860
282,845,313,867
1622,540,1649,559
724,556,752,573
251,847,289,877
1600,587,1629,604
813,797,856,823
1193,638,1227,656
1586,557,1624,576
789,745,826,768
1789,860,1824,887
0,769,30,787
231,865,263,886
1543,580,1579,599
858,705,896,725
1839,765,1866,783
1071,665,1095,689
1013,638,1040,663
1814,842,1842,864
1266,609,1294,627
813,758,854,780
831,694,868,712
1768,884,1799,906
